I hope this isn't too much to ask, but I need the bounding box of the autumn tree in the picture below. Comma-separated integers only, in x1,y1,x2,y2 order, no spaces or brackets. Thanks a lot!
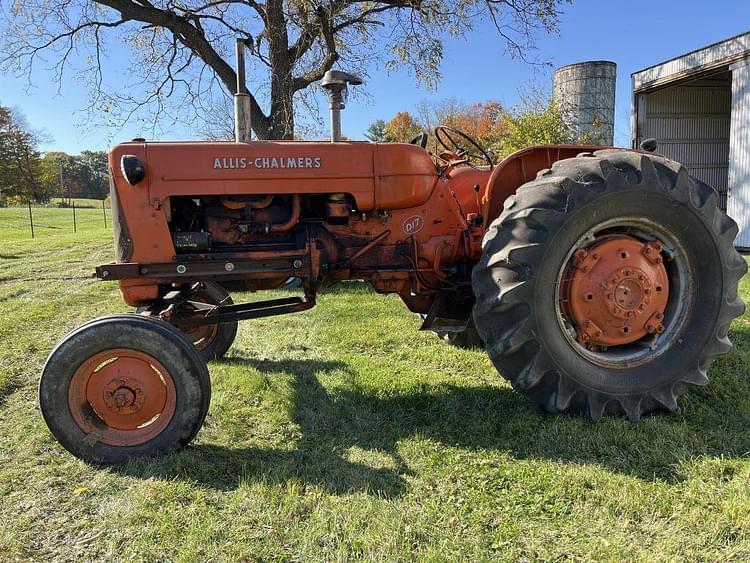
1,0,570,140
421,99,505,150
369,92,574,163
383,112,423,143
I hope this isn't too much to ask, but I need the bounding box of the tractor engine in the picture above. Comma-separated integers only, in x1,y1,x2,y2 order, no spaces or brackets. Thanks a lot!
172,195,307,250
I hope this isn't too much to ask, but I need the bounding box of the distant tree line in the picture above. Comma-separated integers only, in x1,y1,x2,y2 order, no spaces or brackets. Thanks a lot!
365,93,580,163
0,103,108,206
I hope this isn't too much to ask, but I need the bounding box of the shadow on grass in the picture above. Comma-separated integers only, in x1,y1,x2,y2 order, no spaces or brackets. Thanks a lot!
118,327,750,496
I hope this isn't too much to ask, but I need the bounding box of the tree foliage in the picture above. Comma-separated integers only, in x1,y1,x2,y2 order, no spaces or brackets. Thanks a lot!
383,112,423,143
1,0,570,140
39,151,110,203
364,119,388,142
495,97,572,157
0,103,109,204
373,93,574,162
0,106,47,202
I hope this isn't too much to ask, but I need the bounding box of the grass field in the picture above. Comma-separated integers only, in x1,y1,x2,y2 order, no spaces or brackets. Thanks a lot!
2,206,750,561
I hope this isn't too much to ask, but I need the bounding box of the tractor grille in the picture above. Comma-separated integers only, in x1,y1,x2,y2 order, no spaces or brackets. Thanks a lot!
109,173,133,263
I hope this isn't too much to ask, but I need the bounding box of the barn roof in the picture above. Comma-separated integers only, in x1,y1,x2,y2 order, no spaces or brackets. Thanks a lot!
632,30,750,93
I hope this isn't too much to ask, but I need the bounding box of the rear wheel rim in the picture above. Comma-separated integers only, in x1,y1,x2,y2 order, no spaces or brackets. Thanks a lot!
555,217,694,369
68,348,177,446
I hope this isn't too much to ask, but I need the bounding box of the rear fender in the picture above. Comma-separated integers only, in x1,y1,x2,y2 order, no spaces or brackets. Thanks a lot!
482,145,605,224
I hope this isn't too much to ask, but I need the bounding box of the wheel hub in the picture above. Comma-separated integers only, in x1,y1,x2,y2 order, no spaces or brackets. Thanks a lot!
68,348,176,445
563,236,669,347
102,378,145,414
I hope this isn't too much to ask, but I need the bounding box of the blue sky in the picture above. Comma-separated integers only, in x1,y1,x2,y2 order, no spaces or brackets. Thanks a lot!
1,0,748,153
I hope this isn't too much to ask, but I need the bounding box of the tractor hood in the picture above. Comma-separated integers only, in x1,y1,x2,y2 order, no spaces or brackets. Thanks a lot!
110,140,439,211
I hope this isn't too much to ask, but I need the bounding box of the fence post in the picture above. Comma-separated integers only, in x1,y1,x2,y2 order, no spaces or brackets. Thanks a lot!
72,201,77,233
28,201,34,239
102,199,107,228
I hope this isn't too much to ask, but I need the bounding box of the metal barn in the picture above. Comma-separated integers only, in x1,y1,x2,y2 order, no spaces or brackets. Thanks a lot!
632,31,750,248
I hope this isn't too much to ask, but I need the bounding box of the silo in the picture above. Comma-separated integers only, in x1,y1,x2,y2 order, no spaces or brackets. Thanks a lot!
553,61,617,145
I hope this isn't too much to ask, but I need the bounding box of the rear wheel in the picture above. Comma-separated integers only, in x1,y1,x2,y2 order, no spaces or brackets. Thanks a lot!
40,314,210,464
472,150,746,420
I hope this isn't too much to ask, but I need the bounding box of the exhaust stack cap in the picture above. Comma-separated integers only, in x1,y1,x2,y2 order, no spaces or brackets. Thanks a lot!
321,70,362,142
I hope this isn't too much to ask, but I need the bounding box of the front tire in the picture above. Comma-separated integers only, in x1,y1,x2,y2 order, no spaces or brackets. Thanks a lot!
40,314,211,464
472,150,746,420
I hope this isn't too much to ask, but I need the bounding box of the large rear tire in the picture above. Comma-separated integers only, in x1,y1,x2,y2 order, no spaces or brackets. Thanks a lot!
472,150,746,420
40,314,210,464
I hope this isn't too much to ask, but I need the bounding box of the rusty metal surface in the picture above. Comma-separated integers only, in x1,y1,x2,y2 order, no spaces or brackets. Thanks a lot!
67,348,176,446
562,236,669,347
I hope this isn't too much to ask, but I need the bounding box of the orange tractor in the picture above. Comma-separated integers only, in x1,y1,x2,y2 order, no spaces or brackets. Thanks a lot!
41,66,747,464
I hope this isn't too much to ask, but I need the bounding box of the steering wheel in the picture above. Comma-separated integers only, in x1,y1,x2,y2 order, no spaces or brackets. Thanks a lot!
434,126,494,168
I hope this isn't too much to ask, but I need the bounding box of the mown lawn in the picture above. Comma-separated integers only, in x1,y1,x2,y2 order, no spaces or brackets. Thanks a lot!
1,206,750,561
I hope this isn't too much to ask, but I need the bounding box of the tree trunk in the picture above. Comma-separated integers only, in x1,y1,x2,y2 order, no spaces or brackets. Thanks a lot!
269,83,295,140
264,0,295,140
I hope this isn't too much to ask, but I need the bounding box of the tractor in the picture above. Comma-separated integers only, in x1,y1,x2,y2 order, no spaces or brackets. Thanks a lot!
40,58,747,464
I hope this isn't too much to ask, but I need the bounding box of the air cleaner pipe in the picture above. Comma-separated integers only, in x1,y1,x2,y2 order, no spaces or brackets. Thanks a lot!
234,38,252,143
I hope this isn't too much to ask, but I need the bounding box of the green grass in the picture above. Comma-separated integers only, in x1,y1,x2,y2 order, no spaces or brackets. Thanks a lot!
0,203,111,240
2,207,750,560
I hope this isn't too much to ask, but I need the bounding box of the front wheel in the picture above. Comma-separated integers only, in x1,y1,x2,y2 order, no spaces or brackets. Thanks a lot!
472,150,746,420
40,314,211,464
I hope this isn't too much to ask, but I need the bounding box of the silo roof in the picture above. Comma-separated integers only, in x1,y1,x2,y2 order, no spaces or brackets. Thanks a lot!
632,30,750,93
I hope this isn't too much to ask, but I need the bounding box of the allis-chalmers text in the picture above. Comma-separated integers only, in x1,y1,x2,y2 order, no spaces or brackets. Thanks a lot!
213,156,322,169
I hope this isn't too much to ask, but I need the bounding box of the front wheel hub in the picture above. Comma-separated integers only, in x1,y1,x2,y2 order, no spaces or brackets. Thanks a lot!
564,236,669,347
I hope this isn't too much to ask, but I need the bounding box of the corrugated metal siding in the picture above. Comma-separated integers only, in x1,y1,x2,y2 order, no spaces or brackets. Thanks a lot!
633,31,750,92
637,79,731,209
728,61,750,248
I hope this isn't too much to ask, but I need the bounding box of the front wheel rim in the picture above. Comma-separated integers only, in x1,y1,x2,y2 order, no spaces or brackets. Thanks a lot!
68,348,177,446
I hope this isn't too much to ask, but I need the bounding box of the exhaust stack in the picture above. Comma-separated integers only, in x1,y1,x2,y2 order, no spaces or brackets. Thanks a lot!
320,70,362,142
234,38,252,143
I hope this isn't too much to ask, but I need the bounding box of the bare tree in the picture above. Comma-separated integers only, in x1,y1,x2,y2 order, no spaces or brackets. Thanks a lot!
1,0,570,140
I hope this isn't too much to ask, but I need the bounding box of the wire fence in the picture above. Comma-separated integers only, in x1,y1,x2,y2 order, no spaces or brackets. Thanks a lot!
1,200,111,239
